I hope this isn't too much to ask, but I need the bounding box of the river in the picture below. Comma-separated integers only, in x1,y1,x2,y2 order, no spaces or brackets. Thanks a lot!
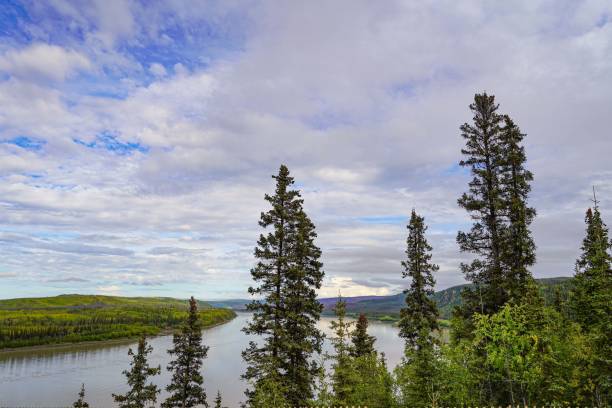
0,313,404,407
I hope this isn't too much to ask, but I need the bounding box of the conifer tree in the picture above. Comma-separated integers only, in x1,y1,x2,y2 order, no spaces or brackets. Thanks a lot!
572,200,612,329
282,209,325,404
328,296,357,405
162,297,209,408
396,210,442,407
113,336,161,408
350,313,376,357
498,115,537,301
242,165,324,406
213,391,225,408
399,210,439,350
73,384,89,408
455,93,509,322
570,196,611,406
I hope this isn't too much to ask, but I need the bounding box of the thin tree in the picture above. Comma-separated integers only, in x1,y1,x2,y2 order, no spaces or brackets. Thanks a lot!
455,93,508,324
242,164,324,406
498,115,537,302
112,336,161,408
162,297,209,408
73,383,89,408
396,210,441,407
570,191,611,406
571,192,612,329
350,313,376,357
328,296,356,405
213,391,225,408
398,210,439,350
282,209,325,404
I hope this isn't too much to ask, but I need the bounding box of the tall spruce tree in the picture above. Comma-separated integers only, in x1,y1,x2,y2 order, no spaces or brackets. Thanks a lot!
570,196,611,406
455,93,509,322
399,210,439,350
242,164,324,406
498,115,537,302
73,384,89,408
162,297,209,408
282,209,325,404
572,199,612,329
396,210,442,407
350,313,376,357
113,336,161,408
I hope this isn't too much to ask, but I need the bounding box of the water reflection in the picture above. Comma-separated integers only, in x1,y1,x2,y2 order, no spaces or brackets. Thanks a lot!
0,313,403,407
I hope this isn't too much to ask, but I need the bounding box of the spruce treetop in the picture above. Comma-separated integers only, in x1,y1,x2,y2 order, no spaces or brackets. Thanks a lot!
399,210,439,350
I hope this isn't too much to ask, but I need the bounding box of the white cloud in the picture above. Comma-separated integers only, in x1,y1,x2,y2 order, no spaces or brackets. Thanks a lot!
96,285,121,294
149,63,167,77
0,44,91,82
0,1,610,299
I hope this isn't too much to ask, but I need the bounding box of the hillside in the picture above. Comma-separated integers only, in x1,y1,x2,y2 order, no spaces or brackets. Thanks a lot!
320,277,572,320
0,295,236,349
0,294,213,310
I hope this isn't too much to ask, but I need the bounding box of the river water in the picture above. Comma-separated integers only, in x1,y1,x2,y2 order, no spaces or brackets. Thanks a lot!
0,313,403,407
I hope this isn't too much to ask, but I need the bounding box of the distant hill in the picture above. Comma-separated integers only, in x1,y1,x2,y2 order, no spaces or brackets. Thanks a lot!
0,294,235,349
0,294,212,310
320,277,572,320
206,277,573,320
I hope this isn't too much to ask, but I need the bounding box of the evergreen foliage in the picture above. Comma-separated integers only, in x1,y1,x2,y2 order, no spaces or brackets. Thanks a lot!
396,210,442,406
499,115,537,302
73,384,89,408
213,391,225,408
571,203,612,329
162,297,209,408
328,296,357,405
398,210,439,350
242,164,324,407
350,313,376,357
455,93,507,320
455,93,538,332
112,336,161,408
570,198,612,405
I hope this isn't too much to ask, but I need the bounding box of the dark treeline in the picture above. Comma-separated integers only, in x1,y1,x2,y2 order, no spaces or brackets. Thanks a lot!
75,93,610,407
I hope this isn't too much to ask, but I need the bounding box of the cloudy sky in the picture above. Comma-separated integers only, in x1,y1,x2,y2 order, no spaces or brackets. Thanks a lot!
0,1,610,300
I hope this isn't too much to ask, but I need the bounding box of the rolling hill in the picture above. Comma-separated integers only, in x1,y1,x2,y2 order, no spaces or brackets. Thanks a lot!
0,295,236,349
319,277,572,320
208,277,572,320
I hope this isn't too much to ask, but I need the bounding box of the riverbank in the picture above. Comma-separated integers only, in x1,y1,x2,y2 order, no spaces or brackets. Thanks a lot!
0,314,236,354
0,294,236,349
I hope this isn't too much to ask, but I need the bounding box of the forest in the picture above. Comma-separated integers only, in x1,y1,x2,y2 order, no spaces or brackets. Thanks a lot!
64,93,611,408
0,294,236,348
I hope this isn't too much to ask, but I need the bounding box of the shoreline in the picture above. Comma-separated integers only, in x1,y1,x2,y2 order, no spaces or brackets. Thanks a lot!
0,314,236,355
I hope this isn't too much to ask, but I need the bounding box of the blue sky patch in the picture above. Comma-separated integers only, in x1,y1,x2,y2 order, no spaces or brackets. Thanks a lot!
73,132,148,155
3,136,45,151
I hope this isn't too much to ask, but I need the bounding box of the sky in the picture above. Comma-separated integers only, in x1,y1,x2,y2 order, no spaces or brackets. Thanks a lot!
0,0,610,300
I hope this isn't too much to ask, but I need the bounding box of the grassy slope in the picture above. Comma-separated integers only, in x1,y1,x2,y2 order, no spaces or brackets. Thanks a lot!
0,295,236,349
0,294,212,309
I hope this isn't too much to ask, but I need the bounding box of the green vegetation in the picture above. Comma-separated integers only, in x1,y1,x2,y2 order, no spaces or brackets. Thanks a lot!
242,165,325,407
0,294,236,349
112,336,161,408
396,210,441,406
163,297,209,408
236,94,610,406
